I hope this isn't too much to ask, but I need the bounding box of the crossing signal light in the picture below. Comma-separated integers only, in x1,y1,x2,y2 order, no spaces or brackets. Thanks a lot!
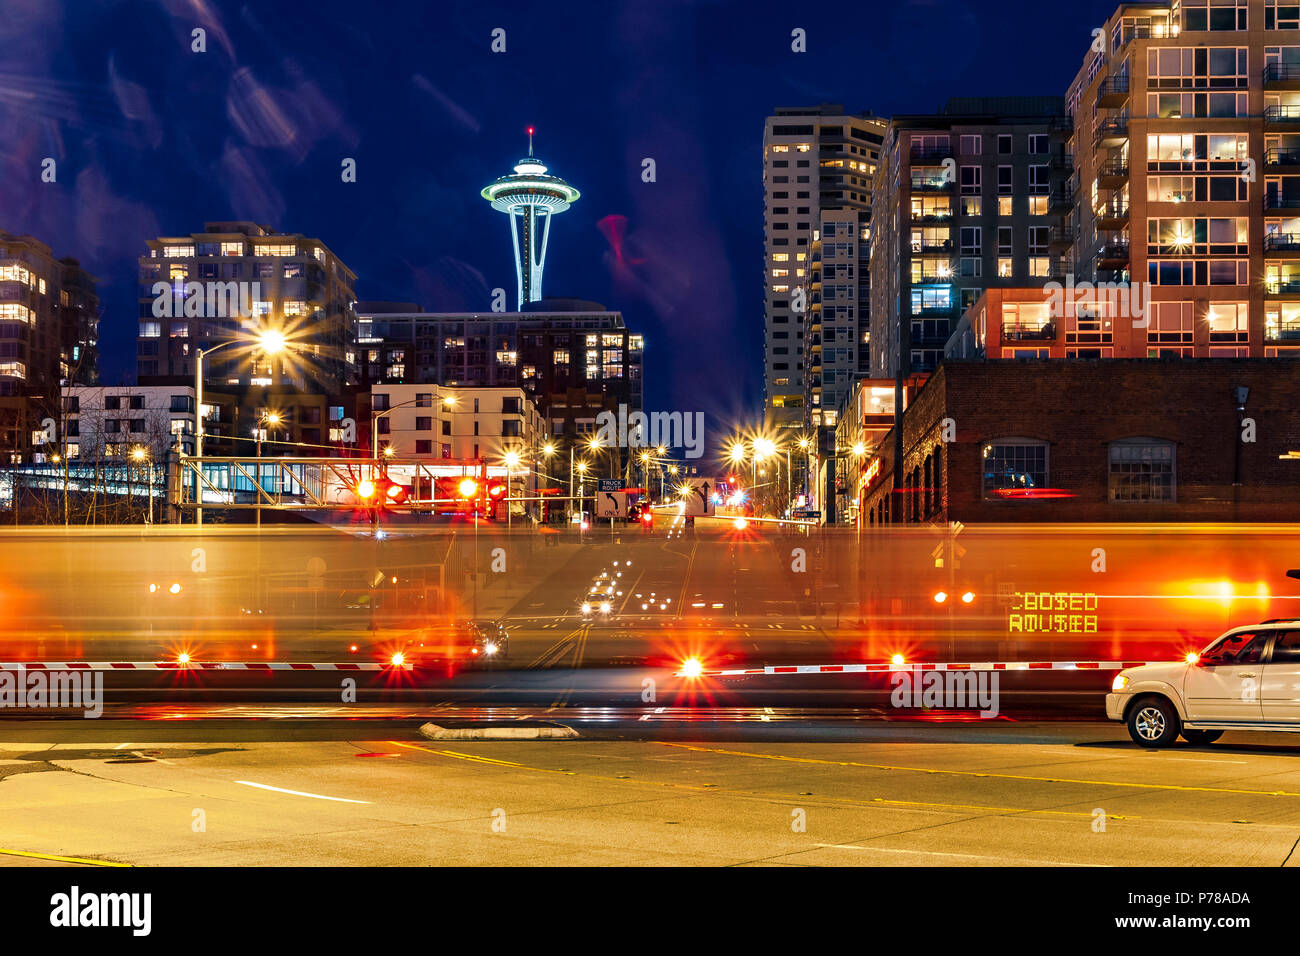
488,483,506,498
458,478,479,499
355,478,377,502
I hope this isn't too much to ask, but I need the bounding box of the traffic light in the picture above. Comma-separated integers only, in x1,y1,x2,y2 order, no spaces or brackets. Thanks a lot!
352,476,409,509
457,478,479,499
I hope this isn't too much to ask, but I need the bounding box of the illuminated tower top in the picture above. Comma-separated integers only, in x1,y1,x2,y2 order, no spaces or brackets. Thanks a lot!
481,127,580,309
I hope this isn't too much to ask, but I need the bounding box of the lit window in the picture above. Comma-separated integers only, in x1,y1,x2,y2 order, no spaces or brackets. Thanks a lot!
982,440,1048,498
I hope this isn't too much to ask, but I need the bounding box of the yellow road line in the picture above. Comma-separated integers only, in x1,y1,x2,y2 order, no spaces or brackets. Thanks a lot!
387,741,1128,820
0,847,131,867
660,743,1300,798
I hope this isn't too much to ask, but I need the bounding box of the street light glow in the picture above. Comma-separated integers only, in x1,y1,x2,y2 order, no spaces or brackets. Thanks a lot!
257,330,287,355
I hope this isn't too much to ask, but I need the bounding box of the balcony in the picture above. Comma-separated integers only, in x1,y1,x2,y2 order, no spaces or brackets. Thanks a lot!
910,239,954,255
910,174,953,193
1264,63,1300,90
1095,201,1131,230
1096,239,1131,267
1098,158,1129,187
1264,194,1300,211
1265,147,1300,170
1265,278,1300,295
909,148,951,165
911,303,955,318
1093,118,1129,149
1047,187,1075,213
1096,75,1131,109
1048,151,1074,174
1265,232,1300,254
1264,105,1300,126
1048,226,1076,248
1096,267,1131,284
1266,318,1300,340
910,208,952,223
1001,321,1056,342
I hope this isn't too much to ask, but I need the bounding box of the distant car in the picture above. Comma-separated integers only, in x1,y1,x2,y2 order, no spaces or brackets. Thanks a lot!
1107,620,1300,747
461,620,508,662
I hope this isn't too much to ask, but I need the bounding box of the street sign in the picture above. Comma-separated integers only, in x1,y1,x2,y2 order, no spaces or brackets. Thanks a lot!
683,478,715,516
596,490,627,518
792,508,820,519
597,479,624,492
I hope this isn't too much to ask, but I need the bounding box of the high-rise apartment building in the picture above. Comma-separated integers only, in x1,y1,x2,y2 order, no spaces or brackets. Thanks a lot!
136,222,357,393
869,98,1072,379
1061,0,1300,358
0,231,98,463
763,106,886,437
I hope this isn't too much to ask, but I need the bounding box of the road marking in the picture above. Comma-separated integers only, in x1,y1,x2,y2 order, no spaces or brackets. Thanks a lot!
235,781,371,804
386,743,1128,821
0,847,132,867
113,742,131,750
810,843,1105,867
660,744,1300,798
1156,756,1249,765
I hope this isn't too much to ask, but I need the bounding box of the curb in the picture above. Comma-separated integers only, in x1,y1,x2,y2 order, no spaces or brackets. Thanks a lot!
418,721,580,741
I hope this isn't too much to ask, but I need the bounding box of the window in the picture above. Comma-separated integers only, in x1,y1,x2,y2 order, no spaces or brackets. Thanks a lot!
1183,0,1247,30
415,417,432,431
997,166,1013,194
1268,0,1300,29
982,439,1047,498
960,166,981,194
1028,134,1048,154
960,134,982,155
1028,195,1048,215
415,440,432,455
998,196,1013,217
960,196,982,217
1271,631,1300,663
997,134,1012,154
1109,438,1175,502
1200,631,1266,666
997,227,1013,255
960,227,982,255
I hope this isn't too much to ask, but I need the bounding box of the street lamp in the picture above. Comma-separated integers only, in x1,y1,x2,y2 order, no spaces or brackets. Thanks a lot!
194,329,286,526
503,449,522,529
254,410,281,529
131,445,153,525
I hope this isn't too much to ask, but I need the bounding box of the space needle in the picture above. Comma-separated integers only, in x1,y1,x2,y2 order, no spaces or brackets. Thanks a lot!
481,127,580,309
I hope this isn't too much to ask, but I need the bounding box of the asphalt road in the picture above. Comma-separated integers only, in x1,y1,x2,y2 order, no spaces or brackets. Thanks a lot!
4,712,1300,867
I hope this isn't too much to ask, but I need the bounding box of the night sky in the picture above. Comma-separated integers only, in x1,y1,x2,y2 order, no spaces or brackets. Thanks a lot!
4,0,1107,427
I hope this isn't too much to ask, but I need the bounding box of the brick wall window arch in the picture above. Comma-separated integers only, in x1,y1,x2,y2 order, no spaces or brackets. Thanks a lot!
981,438,1049,500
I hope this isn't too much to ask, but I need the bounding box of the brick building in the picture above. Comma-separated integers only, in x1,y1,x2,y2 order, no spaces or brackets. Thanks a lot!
859,359,1300,524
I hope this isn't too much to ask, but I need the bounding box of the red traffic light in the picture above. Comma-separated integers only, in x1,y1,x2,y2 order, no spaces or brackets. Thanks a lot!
488,483,506,498
457,478,479,499
354,478,377,502
641,510,653,524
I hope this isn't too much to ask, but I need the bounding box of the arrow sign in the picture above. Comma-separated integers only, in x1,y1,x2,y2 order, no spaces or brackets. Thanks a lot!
596,490,627,518
684,478,715,516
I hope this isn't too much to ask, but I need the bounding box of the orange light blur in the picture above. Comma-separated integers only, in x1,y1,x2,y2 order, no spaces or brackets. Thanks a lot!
458,478,479,498
933,591,947,604
679,656,704,678
961,591,975,604
890,653,906,666
356,479,377,500
390,652,405,667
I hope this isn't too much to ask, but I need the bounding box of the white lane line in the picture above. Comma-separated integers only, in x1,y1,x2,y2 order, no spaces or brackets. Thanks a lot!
811,844,1105,866
113,742,131,750
235,781,371,804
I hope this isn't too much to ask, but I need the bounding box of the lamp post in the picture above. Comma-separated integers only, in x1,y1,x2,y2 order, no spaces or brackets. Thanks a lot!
194,329,287,526
131,445,152,525
254,410,280,529
503,449,521,530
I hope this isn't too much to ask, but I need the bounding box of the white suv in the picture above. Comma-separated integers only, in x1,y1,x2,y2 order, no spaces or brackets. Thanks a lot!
1107,621,1300,747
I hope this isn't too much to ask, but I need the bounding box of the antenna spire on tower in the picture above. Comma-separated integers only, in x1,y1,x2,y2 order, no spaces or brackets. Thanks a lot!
527,126,535,156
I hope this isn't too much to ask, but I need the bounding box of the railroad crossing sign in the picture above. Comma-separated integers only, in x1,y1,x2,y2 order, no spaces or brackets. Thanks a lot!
596,490,627,518
683,478,715,516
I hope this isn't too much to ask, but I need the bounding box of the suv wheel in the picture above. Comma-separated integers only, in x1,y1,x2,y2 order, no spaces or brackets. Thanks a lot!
1127,697,1180,748
1182,729,1224,746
